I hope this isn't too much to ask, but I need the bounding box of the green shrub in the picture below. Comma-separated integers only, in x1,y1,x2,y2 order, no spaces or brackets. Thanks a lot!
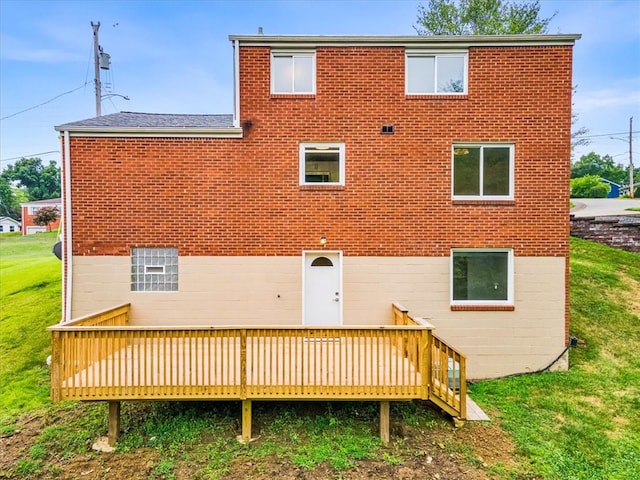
570,175,610,198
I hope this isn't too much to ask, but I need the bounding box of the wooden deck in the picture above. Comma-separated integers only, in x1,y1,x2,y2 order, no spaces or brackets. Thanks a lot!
58,332,426,400
49,303,466,444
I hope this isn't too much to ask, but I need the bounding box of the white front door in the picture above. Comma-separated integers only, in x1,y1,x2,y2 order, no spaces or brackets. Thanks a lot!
303,252,342,326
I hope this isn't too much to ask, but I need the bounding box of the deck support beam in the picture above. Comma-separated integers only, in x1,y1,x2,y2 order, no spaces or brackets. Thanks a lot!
380,401,390,444
108,401,121,446
242,400,252,442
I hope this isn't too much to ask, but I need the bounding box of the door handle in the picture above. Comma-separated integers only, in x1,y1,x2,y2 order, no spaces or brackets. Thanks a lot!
333,298,339,302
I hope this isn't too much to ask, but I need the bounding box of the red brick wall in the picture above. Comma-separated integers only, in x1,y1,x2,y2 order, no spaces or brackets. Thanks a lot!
68,44,573,259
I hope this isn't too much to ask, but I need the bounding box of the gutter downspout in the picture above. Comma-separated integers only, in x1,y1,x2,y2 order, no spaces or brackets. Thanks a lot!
63,131,73,323
233,39,240,128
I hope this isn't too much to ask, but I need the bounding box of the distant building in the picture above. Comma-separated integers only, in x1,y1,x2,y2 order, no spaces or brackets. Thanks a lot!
20,198,62,235
0,216,21,233
601,179,621,198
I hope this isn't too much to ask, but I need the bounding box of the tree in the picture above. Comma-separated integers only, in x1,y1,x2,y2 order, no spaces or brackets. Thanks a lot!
571,86,590,152
570,175,610,199
571,152,627,185
33,206,60,232
571,120,589,148
1,157,61,201
415,0,556,35
0,176,22,220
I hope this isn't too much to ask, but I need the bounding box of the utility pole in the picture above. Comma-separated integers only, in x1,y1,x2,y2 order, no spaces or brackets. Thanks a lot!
630,116,634,199
91,21,101,117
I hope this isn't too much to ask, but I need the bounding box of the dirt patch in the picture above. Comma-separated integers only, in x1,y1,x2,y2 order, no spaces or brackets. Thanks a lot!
174,418,518,480
1,403,522,480
1,410,160,480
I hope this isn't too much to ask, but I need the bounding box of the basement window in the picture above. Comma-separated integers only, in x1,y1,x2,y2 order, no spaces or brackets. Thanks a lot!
451,249,513,305
131,247,178,292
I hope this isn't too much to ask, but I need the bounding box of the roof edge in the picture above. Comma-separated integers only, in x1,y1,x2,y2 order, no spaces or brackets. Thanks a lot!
54,126,244,138
20,198,62,207
228,33,581,47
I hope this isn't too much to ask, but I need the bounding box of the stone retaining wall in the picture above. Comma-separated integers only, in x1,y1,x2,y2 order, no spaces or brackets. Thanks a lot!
570,215,640,253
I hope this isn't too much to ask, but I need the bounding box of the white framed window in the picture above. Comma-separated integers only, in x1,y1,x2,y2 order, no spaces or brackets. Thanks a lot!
131,247,178,292
299,143,345,186
451,249,513,305
271,51,315,94
452,144,514,199
406,50,467,94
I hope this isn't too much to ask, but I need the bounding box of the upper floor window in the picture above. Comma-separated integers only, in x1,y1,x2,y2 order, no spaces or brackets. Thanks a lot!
452,144,514,199
406,51,467,94
300,143,345,186
451,249,513,305
271,51,315,94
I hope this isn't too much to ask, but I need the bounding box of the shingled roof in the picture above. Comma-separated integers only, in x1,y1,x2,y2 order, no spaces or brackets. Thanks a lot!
56,111,235,130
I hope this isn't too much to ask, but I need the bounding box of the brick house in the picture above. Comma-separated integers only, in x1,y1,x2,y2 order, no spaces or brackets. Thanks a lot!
20,198,61,235
54,33,579,382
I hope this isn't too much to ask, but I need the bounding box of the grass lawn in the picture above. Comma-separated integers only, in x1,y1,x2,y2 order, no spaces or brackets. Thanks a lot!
1,235,638,479
470,238,640,479
0,232,61,418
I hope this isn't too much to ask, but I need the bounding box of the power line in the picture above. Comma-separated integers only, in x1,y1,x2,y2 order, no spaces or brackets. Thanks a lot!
0,83,89,121
575,130,640,139
1,151,60,164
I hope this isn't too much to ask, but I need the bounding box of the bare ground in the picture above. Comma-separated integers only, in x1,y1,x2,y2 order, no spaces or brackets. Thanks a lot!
0,402,526,480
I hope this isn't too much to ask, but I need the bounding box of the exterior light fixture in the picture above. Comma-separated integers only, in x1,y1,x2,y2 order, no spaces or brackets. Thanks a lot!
320,236,327,246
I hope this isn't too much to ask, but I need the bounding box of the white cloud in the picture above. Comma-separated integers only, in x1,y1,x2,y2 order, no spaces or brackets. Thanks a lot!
575,80,640,113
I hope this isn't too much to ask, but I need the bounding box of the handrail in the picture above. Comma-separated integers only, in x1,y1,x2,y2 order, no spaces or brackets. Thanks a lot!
57,304,131,327
392,303,467,420
50,324,434,332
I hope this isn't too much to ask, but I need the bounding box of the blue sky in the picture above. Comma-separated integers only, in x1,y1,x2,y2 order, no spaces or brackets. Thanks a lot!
1,0,639,169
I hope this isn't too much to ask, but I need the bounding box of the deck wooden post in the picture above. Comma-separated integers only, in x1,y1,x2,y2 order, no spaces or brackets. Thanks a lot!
380,401,390,444
50,331,61,402
242,400,252,442
240,329,247,398
108,401,121,446
423,329,432,400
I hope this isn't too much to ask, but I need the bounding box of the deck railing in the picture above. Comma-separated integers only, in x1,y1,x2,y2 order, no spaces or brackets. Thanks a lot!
392,303,467,420
64,304,130,327
50,305,431,403
50,304,466,420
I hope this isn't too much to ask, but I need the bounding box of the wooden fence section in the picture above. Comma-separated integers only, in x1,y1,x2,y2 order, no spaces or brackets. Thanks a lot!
50,303,466,421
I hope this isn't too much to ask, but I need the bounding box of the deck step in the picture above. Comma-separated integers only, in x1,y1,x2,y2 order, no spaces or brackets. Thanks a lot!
466,396,489,421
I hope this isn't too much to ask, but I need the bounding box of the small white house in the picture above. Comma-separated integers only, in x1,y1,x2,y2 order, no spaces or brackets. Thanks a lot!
0,216,21,233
